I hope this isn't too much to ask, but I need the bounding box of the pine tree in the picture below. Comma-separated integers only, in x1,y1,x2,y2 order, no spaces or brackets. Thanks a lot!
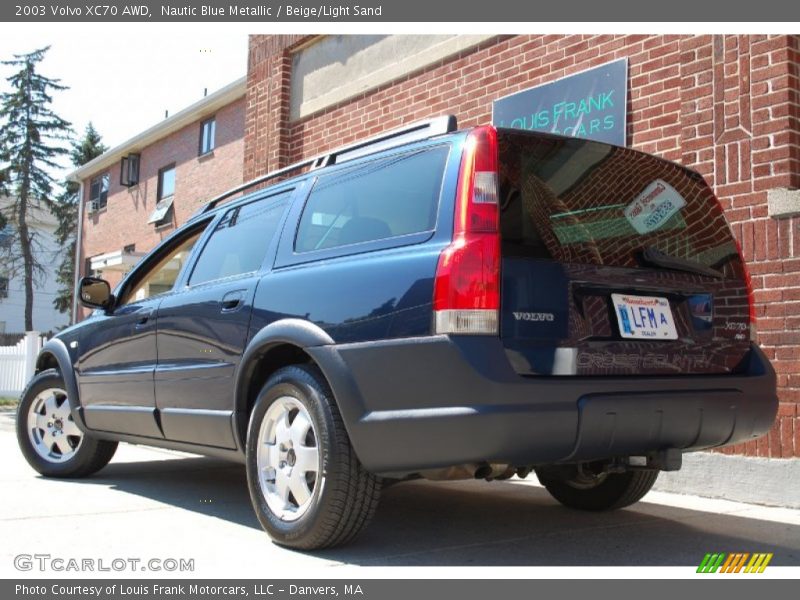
52,123,107,315
0,47,71,331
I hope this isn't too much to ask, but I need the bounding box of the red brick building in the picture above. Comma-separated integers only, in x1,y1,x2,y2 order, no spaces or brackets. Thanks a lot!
74,34,800,460
70,77,246,318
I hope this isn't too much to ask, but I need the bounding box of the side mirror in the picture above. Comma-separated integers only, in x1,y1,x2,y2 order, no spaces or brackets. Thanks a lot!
77,277,114,310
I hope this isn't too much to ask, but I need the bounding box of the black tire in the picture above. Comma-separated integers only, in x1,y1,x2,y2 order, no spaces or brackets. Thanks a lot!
245,364,381,550
536,467,658,511
16,369,118,478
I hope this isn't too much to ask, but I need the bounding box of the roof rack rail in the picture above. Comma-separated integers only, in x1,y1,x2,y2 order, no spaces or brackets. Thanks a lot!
191,114,457,218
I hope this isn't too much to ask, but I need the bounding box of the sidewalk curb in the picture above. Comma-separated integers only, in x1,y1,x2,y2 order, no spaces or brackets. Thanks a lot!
654,452,800,509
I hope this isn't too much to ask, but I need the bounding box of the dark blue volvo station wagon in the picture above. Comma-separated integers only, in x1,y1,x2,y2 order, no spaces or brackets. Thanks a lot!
17,116,777,549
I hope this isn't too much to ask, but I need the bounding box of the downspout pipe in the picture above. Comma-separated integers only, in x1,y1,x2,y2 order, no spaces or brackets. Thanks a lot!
70,180,84,326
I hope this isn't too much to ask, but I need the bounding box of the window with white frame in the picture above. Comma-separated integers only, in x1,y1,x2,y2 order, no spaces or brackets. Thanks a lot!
199,117,216,155
148,164,176,227
120,154,140,187
0,224,14,249
89,173,109,211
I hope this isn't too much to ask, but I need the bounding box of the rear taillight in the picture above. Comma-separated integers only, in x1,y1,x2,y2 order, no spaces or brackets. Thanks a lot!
716,195,757,342
433,126,500,335
738,241,758,342
731,236,757,341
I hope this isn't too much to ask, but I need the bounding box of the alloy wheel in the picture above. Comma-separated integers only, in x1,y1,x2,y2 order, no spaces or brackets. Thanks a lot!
26,388,83,463
256,396,322,521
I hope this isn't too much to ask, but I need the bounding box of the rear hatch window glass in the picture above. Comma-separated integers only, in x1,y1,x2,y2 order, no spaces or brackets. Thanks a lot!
497,131,739,272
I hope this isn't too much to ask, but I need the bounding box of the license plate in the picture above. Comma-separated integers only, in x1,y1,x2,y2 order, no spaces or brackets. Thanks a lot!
611,294,678,340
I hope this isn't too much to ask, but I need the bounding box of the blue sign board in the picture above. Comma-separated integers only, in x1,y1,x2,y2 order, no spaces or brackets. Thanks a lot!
492,58,628,147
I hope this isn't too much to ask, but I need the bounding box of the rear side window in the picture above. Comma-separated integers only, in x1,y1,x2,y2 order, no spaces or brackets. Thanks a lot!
295,146,448,253
189,192,289,285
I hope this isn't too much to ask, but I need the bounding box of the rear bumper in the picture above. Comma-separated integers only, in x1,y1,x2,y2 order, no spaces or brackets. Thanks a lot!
308,337,777,474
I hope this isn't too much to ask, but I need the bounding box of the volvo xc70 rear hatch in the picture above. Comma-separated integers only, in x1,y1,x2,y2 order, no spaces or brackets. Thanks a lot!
497,130,754,376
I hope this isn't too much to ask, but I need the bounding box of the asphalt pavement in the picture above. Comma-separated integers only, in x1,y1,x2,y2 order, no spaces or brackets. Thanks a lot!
1,407,798,576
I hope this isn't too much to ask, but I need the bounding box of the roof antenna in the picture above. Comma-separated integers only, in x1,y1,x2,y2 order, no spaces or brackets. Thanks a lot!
204,87,208,97
164,109,169,119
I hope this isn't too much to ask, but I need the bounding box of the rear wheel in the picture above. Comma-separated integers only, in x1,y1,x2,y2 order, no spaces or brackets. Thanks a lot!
246,364,381,549
536,465,658,511
16,369,118,478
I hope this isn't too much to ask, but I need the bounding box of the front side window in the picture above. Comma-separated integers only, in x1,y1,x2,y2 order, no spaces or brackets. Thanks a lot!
295,147,448,254
189,192,290,286
148,164,176,227
199,117,216,155
89,173,109,211
120,229,203,305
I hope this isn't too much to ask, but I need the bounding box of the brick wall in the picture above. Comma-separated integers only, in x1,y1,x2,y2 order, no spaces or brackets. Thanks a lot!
245,34,800,458
79,96,246,299
678,35,800,458
243,35,306,180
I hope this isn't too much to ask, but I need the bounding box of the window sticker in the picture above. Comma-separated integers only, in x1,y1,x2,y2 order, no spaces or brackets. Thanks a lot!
624,179,686,234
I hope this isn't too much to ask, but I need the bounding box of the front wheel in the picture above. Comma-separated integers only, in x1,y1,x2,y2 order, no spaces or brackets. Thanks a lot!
246,364,381,549
16,369,118,478
536,465,658,511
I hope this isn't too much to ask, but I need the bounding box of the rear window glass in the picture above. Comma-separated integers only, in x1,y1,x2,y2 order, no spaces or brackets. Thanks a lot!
295,146,448,253
498,131,739,272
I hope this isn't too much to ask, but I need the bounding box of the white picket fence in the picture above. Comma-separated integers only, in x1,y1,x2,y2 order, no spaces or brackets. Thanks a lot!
0,332,44,397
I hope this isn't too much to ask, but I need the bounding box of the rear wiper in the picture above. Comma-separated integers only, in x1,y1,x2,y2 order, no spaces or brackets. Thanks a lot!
640,246,724,279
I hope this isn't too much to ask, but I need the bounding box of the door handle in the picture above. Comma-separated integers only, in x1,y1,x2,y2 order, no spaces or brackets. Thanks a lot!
135,310,153,327
221,290,245,313
221,298,241,311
